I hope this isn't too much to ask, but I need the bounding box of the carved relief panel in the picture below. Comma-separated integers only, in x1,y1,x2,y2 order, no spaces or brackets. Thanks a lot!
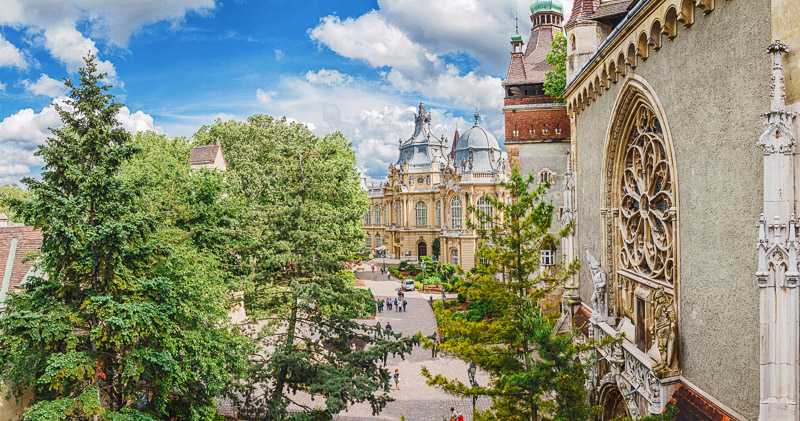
603,84,679,374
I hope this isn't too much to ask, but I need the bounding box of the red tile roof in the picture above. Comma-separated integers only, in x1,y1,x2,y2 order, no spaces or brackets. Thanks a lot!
670,384,736,421
572,305,591,337
188,145,221,165
566,0,599,27
521,25,562,84
0,226,42,304
504,53,528,86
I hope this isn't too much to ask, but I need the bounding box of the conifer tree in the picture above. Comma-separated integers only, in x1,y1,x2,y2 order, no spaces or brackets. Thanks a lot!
196,116,414,419
423,168,593,421
1,55,246,420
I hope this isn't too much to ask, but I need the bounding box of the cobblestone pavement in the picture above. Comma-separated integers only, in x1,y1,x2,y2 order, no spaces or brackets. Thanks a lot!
332,269,490,421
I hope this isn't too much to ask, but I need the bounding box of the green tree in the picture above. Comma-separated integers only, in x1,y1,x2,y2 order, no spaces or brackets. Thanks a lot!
432,237,441,261
0,184,31,223
544,32,567,102
0,55,247,420
422,168,592,421
196,116,414,419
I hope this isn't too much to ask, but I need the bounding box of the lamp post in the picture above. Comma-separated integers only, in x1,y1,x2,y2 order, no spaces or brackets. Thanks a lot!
467,362,478,412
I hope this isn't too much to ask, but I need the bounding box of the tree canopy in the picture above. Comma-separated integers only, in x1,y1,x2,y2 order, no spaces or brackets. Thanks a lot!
422,168,592,421
0,55,247,420
544,32,568,102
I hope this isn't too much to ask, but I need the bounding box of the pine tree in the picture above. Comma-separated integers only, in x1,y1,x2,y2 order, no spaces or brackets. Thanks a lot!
1,55,246,420
422,168,593,421
196,116,414,419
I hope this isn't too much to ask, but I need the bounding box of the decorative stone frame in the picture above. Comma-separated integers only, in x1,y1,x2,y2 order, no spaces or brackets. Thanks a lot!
600,76,681,369
566,0,724,117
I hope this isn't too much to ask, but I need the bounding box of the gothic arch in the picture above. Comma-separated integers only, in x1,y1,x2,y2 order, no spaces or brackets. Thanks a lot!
600,75,680,362
599,382,630,421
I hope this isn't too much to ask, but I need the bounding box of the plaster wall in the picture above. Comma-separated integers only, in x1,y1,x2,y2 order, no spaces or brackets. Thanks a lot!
572,0,770,418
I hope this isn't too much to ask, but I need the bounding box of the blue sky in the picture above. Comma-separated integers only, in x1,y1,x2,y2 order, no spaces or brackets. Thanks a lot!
0,0,571,185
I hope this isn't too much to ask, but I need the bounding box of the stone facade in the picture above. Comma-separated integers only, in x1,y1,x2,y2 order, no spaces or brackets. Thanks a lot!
559,0,793,419
364,104,509,270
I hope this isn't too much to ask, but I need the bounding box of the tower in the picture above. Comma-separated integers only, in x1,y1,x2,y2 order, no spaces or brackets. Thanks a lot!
503,0,570,174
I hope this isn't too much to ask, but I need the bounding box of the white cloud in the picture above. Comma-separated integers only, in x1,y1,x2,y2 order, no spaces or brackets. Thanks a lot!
43,26,116,77
22,73,67,97
305,68,353,87
0,81,6,92
0,98,160,184
0,34,26,69
310,11,425,71
256,89,277,104
274,48,284,61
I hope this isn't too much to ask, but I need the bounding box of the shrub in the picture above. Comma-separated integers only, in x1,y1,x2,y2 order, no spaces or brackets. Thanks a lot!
414,281,423,291
457,292,467,303
422,277,442,286
415,273,424,282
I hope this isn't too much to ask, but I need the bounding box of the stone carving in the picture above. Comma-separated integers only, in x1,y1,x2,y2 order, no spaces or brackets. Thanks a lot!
562,156,575,230
468,150,474,172
650,287,676,377
585,248,607,319
618,106,675,284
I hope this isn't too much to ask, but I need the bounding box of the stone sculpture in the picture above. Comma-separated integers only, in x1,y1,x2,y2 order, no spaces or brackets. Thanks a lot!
650,287,676,376
585,247,607,320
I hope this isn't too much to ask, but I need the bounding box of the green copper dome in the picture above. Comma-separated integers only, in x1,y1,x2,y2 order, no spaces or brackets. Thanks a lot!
530,0,563,14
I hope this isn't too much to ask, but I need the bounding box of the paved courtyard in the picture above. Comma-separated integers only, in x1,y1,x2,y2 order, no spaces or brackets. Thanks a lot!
332,268,490,421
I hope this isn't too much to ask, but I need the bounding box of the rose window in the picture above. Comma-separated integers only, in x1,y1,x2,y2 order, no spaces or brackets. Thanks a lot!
618,107,675,284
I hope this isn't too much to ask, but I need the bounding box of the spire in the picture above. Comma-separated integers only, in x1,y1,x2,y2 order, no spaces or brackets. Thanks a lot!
473,108,481,126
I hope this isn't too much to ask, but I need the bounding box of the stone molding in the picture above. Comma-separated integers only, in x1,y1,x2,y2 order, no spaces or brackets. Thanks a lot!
565,0,730,117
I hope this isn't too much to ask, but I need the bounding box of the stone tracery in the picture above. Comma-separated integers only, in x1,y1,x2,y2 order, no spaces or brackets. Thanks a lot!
618,106,675,284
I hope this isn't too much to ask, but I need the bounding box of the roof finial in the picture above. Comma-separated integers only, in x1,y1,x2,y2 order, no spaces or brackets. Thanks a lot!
515,12,519,34
473,108,480,125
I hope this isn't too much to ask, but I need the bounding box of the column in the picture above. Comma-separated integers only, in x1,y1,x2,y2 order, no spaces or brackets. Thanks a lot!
758,40,799,421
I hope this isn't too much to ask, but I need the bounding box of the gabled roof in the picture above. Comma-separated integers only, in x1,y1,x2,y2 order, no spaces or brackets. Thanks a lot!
565,0,598,27
591,0,634,21
670,384,736,421
0,226,42,307
188,145,221,165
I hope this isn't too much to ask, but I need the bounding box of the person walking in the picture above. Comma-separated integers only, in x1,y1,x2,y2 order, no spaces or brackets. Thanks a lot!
385,322,392,340
432,337,439,358
394,298,399,312
402,298,407,312
377,299,384,313
393,369,400,390
386,298,392,311
457,413,464,421
375,321,381,338
372,265,375,272
449,407,457,421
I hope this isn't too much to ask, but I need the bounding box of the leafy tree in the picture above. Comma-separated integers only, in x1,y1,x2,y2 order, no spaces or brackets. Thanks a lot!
544,32,567,102
432,237,441,261
422,168,592,421
0,55,247,420
0,184,31,223
196,116,414,419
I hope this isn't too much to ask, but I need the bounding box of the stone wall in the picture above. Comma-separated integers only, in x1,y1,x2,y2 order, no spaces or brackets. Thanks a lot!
572,0,770,418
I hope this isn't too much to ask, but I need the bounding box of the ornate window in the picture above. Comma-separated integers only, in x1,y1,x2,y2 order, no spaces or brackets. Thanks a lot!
450,196,462,230
396,202,403,226
618,106,674,285
436,200,442,226
541,248,555,267
477,196,493,229
366,235,372,247
365,206,372,224
416,201,427,226
451,249,459,266
374,205,381,225
375,233,381,247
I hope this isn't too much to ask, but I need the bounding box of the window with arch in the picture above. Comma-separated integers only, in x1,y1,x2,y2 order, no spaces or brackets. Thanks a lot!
436,200,442,226
375,233,381,247
540,247,555,267
366,235,372,247
396,202,403,226
477,196,493,229
451,249,458,266
365,206,372,224
450,196,462,230
416,201,427,226
374,205,381,225
539,169,554,185
571,34,576,51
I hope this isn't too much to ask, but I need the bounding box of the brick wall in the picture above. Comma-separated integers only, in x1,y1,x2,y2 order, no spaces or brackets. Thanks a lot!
503,107,570,142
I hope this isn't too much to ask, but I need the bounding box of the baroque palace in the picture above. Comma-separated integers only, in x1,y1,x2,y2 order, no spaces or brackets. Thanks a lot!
554,0,800,420
363,104,510,270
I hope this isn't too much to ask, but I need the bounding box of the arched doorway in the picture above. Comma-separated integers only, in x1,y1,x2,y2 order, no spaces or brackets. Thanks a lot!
600,384,629,421
418,241,427,257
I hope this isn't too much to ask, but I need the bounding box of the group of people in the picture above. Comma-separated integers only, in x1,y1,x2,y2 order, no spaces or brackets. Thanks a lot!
449,407,465,421
377,296,407,313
